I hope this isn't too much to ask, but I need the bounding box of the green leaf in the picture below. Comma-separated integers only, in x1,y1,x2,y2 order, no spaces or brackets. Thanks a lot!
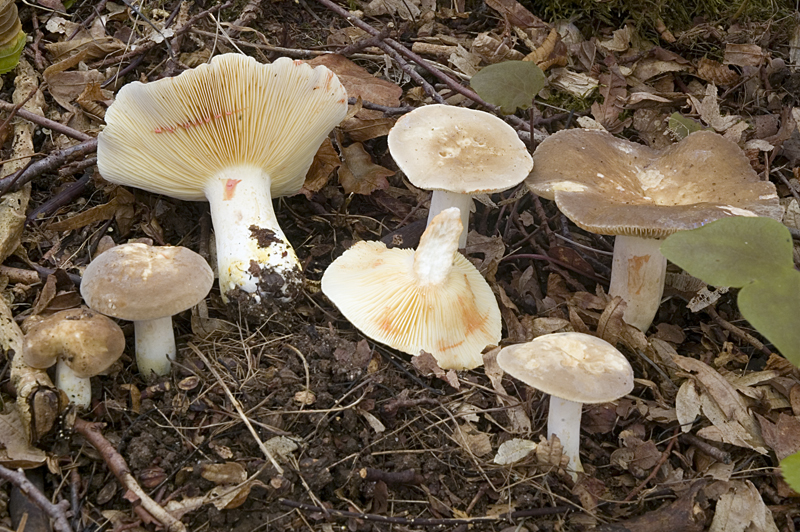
739,271,800,366
780,451,800,494
470,61,545,114
661,217,794,287
667,112,704,140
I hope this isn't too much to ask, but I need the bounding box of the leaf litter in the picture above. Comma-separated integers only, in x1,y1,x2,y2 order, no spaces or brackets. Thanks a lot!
0,0,799,530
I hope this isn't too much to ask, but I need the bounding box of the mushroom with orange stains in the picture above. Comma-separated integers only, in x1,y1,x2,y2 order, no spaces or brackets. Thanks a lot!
526,129,782,332
321,208,501,370
97,54,348,319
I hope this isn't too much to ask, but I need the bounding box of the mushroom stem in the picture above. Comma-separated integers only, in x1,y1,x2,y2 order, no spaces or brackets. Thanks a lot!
414,207,462,287
428,191,472,248
56,361,91,408
134,317,177,377
205,165,301,305
608,235,667,332
547,395,584,479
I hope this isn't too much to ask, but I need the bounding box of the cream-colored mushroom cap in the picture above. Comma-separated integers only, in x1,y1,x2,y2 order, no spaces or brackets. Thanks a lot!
22,308,125,378
321,208,501,370
497,332,633,403
97,54,348,200
387,104,533,194
81,243,213,321
526,129,782,238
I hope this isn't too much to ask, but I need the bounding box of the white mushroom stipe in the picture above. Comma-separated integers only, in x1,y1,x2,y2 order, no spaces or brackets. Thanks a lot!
134,317,179,377
607,235,667,332
56,361,91,408
428,190,473,248
548,396,584,474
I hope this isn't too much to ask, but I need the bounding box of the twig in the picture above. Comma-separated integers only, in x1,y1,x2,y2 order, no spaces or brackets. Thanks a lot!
0,265,41,284
680,433,731,464
500,254,607,284
0,139,97,194
623,428,679,502
280,498,570,525
72,418,187,532
26,171,92,224
0,101,92,140
0,465,73,532
705,305,772,357
347,97,416,115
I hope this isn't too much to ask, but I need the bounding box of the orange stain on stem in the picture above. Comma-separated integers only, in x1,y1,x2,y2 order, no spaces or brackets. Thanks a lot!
223,179,241,200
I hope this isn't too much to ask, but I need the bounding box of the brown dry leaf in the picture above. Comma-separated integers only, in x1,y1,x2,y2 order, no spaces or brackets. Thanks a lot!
673,355,767,453
302,139,341,196
483,347,531,433
724,43,766,67
76,81,113,119
687,83,742,133
524,28,567,70
449,45,482,76
0,404,47,467
471,33,524,64
47,191,132,232
453,421,492,457
165,477,267,518
412,351,460,389
676,379,703,432
363,0,420,20
338,142,393,195
708,480,779,532
632,57,689,82
596,296,648,352
549,68,599,99
597,25,631,53
535,434,570,470
46,37,125,63
484,0,548,31
199,462,247,485
591,66,631,134
755,413,800,461
696,57,739,86
465,231,505,282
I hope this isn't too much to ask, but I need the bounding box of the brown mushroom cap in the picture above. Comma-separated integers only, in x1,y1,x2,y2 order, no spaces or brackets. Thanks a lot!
497,333,633,404
81,243,213,321
22,308,125,378
526,129,782,238
387,104,533,194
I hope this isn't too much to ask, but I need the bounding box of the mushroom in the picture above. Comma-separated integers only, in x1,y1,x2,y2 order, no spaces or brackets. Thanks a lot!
97,54,348,318
497,332,633,478
387,104,533,247
80,243,213,377
526,129,782,331
321,207,501,370
22,308,125,407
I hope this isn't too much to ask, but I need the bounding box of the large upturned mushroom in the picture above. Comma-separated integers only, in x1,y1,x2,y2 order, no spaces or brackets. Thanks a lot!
322,207,501,370
97,54,348,318
526,129,782,332
387,105,533,248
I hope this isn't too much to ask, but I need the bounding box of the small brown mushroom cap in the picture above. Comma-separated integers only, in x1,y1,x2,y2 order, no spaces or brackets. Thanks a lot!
526,129,782,238
387,104,533,194
497,333,633,404
98,54,348,200
81,243,213,321
22,308,125,378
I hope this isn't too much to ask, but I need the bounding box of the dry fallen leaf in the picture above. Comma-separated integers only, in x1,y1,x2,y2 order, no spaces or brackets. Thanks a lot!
0,404,47,467
338,142,393,195
708,480,779,532
453,421,493,457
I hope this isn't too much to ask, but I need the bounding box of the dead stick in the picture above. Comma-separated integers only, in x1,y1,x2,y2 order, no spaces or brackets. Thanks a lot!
0,465,73,532
680,433,731,464
705,306,772,357
623,428,679,502
0,138,97,193
0,265,41,284
0,101,92,141
72,418,187,532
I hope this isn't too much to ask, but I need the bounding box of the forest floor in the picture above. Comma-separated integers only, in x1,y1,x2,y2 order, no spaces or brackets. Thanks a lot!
1,0,800,531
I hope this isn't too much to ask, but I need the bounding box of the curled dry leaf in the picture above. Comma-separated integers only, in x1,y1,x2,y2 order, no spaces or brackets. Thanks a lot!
471,33,524,64
494,438,537,464
708,480,779,532
696,57,738,86
338,142,393,195
453,421,493,457
687,83,742,133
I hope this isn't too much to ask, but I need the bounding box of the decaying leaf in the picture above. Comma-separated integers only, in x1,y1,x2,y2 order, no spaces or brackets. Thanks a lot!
412,351,459,389
494,438,537,464
696,57,738,86
0,403,47,467
708,480,779,532
687,84,742,133
591,66,630,133
453,421,492,457
471,33,524,63
483,347,531,433
200,462,247,485
338,142,393,195
724,43,766,68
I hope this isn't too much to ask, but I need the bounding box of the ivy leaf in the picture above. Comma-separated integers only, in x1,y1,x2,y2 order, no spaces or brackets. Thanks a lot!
661,217,794,287
739,271,800,366
470,61,545,114
780,451,800,494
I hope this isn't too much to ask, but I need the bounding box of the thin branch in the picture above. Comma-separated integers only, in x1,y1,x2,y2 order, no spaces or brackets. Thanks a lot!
0,101,92,140
0,465,73,532
0,139,98,194
72,418,187,532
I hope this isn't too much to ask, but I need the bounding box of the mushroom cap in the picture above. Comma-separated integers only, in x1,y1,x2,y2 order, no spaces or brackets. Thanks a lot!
526,129,783,239
98,54,348,201
497,332,633,403
22,308,125,378
321,209,501,370
387,104,533,195
81,243,213,321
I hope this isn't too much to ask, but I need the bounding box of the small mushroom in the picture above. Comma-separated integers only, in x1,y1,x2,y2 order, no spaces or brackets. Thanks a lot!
322,207,501,370
80,243,213,377
97,54,348,318
497,332,633,479
387,105,533,247
22,308,125,407
526,129,782,331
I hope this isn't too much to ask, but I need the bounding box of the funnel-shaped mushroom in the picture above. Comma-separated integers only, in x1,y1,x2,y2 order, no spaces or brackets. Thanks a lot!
388,105,533,248
81,243,213,377
22,309,125,408
98,54,348,318
322,208,501,370
497,332,633,479
526,129,782,331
